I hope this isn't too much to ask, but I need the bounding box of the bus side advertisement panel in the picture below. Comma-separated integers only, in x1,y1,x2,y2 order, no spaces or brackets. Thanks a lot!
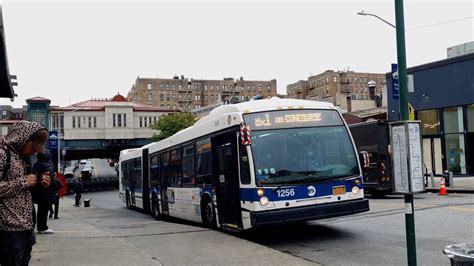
167,187,202,223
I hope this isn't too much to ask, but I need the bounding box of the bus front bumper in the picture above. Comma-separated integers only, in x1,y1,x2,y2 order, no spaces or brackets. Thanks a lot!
250,198,369,227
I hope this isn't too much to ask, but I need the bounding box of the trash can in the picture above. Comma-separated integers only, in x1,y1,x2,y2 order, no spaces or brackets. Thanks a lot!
443,243,474,266
84,199,91,208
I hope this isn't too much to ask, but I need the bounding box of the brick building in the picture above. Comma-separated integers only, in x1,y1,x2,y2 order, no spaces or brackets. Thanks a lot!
127,76,277,111
287,70,385,111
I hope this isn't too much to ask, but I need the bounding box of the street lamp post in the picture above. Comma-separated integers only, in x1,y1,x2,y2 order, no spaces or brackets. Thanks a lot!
359,2,416,265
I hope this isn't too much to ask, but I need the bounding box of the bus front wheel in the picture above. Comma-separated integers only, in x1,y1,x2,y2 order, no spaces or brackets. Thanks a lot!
201,199,216,229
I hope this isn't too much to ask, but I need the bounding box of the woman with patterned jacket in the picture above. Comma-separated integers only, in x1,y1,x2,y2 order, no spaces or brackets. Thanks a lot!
0,121,51,266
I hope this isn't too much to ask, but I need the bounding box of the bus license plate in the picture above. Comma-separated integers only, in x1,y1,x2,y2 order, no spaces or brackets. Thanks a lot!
332,186,346,195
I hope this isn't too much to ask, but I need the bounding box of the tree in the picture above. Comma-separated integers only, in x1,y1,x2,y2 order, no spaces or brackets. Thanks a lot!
150,112,196,141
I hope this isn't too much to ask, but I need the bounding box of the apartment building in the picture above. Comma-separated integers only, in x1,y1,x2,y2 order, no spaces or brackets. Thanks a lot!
127,76,277,111
286,80,309,100
306,70,385,110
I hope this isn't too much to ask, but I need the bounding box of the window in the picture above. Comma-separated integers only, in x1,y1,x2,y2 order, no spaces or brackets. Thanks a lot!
147,94,152,101
239,142,251,184
166,94,170,100
179,84,182,90
205,95,208,101
196,138,212,184
123,114,127,127
72,117,76,128
195,95,200,101
333,77,337,82
139,117,142,127
172,94,176,100
166,84,170,90
88,117,91,128
182,145,195,185
179,94,182,100
150,154,160,186
216,85,219,91
78,117,81,128
93,117,97,128
204,85,208,90
210,85,214,91
160,84,164,90
118,113,122,127
147,83,152,90
144,117,148,127
160,94,164,100
172,84,176,90
169,149,182,185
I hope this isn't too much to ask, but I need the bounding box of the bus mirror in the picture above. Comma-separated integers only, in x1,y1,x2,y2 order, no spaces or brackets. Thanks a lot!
240,122,252,146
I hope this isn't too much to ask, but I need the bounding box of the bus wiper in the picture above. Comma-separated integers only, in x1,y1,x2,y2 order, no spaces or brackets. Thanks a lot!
272,179,302,192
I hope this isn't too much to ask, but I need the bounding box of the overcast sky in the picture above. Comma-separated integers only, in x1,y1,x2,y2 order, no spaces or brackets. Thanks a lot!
1,0,472,108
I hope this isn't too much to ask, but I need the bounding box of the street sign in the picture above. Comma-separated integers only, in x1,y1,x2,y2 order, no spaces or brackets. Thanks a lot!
390,121,424,193
391,63,399,100
48,131,58,149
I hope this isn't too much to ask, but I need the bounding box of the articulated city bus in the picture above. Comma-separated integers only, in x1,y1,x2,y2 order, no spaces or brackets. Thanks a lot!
119,97,369,231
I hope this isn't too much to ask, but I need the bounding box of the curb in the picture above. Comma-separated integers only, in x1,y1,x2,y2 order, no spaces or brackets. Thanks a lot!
424,188,474,194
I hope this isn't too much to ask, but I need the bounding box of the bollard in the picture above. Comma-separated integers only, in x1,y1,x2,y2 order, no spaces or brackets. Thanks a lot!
448,171,454,188
84,199,91,207
430,172,435,188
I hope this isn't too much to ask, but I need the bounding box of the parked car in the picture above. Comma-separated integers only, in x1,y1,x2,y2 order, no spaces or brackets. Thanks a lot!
81,165,93,181
63,166,75,179
79,159,87,164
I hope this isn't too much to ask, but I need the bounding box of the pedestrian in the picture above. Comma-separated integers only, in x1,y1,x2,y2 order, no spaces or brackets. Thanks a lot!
31,151,62,234
74,179,83,207
0,121,51,266
49,172,66,219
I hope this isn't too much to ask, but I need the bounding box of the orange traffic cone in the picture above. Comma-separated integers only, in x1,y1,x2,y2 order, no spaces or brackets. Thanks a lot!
439,177,448,196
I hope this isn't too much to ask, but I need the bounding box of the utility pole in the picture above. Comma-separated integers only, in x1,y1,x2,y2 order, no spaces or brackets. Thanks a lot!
394,0,417,265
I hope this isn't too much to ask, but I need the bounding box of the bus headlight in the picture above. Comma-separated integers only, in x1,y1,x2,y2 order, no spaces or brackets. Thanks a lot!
352,186,360,195
257,189,265,197
259,196,269,206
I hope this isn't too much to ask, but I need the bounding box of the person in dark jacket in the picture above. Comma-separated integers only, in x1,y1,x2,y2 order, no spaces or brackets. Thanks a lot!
31,151,61,234
0,121,51,266
74,179,83,207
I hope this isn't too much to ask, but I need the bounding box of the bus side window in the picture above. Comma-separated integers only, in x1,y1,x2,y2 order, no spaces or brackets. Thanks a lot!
196,138,212,185
182,145,195,185
170,148,182,186
239,144,251,185
150,154,160,186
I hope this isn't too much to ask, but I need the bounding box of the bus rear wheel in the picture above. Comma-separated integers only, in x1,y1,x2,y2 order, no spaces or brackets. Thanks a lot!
201,199,216,229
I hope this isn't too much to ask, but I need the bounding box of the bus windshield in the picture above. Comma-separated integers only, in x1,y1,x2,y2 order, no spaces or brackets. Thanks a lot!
249,125,359,185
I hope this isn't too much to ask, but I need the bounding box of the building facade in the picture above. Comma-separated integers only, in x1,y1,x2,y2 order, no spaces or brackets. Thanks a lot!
286,80,309,99
387,53,474,176
127,76,277,111
305,70,385,111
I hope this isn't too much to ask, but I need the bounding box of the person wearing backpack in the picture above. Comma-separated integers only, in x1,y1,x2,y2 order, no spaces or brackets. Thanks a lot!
0,121,51,266
31,151,62,234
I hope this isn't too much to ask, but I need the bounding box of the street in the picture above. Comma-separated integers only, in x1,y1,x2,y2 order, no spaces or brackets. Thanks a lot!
71,159,118,179
68,191,473,265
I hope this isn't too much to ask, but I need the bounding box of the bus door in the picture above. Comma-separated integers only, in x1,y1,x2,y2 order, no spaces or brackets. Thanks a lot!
130,160,136,206
160,151,170,215
213,132,242,229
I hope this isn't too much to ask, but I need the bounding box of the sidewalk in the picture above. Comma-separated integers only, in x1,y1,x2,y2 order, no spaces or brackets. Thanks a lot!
425,175,474,194
31,197,316,266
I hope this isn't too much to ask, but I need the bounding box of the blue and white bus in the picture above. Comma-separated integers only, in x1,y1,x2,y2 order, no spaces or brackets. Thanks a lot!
119,97,369,231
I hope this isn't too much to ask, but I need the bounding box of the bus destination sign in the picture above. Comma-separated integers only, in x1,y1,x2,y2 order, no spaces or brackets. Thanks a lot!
245,109,342,130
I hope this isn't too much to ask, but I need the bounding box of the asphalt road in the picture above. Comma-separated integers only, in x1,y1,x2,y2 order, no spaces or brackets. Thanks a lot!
76,191,473,265
72,159,117,179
